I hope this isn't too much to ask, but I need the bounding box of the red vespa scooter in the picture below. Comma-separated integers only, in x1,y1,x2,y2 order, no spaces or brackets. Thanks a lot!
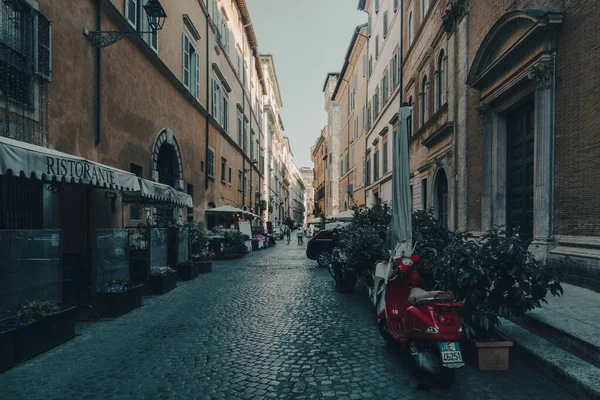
378,253,464,384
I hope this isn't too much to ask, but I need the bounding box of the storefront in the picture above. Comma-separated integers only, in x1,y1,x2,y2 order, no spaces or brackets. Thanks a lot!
0,136,140,313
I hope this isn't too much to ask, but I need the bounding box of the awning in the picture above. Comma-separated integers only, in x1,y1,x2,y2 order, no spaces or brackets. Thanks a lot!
0,136,140,191
333,210,355,221
205,206,261,219
205,205,246,214
122,178,193,208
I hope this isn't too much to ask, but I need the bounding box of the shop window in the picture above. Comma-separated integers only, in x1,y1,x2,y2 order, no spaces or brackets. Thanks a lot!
0,175,42,229
187,184,194,222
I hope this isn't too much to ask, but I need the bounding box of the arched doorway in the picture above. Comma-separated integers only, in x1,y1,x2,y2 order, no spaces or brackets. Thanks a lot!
435,168,449,228
152,129,184,221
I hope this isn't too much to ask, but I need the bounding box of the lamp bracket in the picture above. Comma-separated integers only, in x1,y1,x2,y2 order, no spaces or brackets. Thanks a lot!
86,30,156,48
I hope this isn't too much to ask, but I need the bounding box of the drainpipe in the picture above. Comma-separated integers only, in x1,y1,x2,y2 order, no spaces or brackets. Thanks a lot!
204,11,210,191
452,10,459,230
359,7,369,208
94,0,102,146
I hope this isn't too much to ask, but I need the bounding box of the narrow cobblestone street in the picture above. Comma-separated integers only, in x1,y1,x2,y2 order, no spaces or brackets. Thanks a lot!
0,242,572,399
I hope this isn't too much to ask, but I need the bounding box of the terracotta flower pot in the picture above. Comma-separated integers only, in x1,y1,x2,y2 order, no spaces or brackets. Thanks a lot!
467,335,514,371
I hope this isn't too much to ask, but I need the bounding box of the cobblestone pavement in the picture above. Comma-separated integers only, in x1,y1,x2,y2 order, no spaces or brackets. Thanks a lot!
0,241,573,399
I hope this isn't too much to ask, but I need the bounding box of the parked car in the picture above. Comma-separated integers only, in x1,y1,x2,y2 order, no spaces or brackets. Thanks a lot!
306,229,337,267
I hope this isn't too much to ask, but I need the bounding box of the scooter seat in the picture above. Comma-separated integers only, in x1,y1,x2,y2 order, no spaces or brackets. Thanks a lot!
407,287,453,305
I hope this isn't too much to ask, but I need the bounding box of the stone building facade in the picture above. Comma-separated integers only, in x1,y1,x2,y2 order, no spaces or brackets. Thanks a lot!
311,129,328,219
455,0,600,288
331,24,369,212
299,167,315,222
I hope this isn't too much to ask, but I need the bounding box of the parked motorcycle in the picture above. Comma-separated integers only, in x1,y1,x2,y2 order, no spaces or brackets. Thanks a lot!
376,253,464,386
329,247,357,293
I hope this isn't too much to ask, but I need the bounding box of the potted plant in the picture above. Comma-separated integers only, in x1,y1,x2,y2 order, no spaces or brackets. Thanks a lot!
0,301,78,362
177,258,201,281
149,266,178,294
192,248,215,273
417,224,564,371
94,279,143,318
0,327,17,372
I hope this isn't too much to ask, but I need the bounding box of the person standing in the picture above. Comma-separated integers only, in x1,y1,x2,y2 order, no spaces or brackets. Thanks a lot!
297,228,304,245
286,225,291,244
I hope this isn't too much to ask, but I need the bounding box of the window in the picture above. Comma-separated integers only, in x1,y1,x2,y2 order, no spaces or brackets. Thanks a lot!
368,56,373,78
382,72,389,105
228,166,232,184
373,87,380,119
125,0,137,27
422,0,430,19
237,113,243,147
339,159,343,176
238,171,243,191
222,93,229,132
375,0,380,13
207,148,215,177
0,5,48,105
373,149,380,181
436,50,446,111
420,75,428,126
408,12,414,45
375,35,379,59
140,1,158,51
368,13,372,36
394,0,399,12
212,78,220,120
408,96,413,138
236,51,242,78
250,137,254,160
366,158,371,186
183,33,200,98
362,157,366,186
220,157,226,182
383,11,389,37
391,49,399,89
383,140,388,174
243,122,248,153
349,144,354,169
421,179,428,210
362,106,367,129
353,117,359,140
345,153,349,174
350,73,357,111
362,54,368,77
367,102,372,130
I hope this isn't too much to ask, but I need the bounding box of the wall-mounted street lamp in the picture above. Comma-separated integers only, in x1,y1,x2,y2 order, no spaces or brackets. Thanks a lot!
86,0,167,48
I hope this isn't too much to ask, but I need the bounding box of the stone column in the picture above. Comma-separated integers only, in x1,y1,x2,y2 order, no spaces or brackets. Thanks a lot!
528,58,555,262
478,105,493,232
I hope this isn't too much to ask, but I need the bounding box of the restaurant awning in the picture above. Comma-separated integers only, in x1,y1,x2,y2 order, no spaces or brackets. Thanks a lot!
0,136,140,191
333,210,355,221
122,178,193,208
205,206,261,219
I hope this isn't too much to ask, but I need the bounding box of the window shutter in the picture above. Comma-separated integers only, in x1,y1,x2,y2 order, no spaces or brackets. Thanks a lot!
35,11,52,81
183,34,190,88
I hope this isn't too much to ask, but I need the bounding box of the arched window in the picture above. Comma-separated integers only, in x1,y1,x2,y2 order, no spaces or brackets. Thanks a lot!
436,169,449,227
420,76,428,126
436,50,446,110
422,0,430,19
408,12,414,45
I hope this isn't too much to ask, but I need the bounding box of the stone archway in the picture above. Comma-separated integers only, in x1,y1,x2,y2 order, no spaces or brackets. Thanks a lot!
151,129,184,190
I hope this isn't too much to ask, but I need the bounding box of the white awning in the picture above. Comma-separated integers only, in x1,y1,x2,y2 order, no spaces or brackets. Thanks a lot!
122,178,193,208
0,136,140,191
333,210,355,221
205,205,246,214
205,206,261,219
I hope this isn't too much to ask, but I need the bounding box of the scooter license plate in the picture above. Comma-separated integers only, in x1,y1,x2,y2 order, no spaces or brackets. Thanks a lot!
439,342,464,366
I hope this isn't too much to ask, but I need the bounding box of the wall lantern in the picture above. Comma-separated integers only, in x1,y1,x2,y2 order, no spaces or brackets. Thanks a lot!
86,0,168,48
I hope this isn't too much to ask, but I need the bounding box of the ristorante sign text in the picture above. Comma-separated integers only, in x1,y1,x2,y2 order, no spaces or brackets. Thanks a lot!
46,156,116,185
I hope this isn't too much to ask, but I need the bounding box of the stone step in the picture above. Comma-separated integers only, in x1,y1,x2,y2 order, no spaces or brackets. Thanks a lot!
498,320,600,400
512,283,600,368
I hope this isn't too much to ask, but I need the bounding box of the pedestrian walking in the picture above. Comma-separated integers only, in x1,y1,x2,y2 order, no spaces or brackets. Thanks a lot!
297,228,303,245
286,226,291,244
